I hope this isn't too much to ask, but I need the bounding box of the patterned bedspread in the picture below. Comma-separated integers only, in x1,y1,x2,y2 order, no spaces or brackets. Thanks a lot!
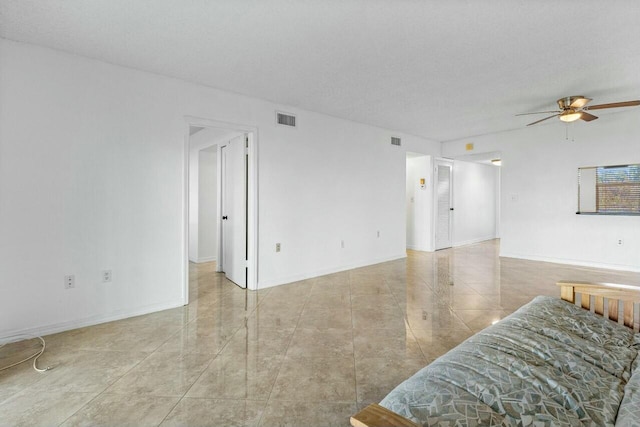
380,296,640,426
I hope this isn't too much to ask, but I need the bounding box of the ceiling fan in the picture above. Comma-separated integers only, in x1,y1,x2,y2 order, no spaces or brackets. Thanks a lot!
517,96,640,126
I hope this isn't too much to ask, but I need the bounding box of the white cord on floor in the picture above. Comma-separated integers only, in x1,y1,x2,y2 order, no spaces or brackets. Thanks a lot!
0,335,52,373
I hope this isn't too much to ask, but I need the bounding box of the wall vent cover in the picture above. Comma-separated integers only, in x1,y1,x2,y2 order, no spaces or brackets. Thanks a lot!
391,136,402,146
276,112,296,127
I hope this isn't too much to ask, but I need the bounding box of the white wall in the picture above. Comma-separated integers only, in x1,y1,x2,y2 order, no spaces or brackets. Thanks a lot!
452,160,498,246
406,155,433,251
442,114,640,271
0,39,441,338
198,148,217,262
260,114,440,286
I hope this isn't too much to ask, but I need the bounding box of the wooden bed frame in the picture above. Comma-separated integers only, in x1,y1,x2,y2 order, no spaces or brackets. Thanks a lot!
350,281,640,427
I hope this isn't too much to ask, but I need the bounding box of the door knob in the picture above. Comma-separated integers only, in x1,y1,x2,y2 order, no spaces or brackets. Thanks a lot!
450,208,454,211
222,216,228,220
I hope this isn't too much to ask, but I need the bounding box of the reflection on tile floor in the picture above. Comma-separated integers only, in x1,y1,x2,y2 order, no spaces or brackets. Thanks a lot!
2,240,640,426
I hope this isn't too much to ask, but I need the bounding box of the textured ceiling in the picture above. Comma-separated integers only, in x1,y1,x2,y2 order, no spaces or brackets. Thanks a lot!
2,0,640,142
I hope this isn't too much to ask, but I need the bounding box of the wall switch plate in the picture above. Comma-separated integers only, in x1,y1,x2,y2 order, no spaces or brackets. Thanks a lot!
341,240,345,249
64,275,75,289
102,270,112,282
275,243,281,252
377,230,380,238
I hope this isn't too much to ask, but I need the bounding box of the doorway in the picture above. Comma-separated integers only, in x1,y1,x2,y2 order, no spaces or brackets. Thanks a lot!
183,117,258,304
434,159,453,250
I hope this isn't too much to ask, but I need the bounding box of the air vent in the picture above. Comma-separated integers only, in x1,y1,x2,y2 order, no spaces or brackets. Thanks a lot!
391,137,401,146
276,111,296,127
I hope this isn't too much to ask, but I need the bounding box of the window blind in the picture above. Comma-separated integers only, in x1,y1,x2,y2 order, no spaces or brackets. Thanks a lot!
596,165,640,213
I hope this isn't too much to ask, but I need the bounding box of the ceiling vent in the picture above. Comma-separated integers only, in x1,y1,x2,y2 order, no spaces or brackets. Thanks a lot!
391,137,402,146
276,111,296,128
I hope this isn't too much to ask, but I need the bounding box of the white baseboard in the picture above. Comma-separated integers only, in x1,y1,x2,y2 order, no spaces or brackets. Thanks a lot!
406,245,433,252
500,252,640,273
0,299,186,343
196,256,216,263
454,236,497,247
257,253,407,289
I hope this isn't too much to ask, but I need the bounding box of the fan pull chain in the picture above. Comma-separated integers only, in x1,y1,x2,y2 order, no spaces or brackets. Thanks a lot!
565,124,574,142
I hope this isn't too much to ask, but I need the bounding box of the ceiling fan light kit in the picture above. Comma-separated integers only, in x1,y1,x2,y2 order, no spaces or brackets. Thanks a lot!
517,96,640,126
559,111,582,122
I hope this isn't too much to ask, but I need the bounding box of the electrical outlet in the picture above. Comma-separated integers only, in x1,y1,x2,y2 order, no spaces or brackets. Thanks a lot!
102,270,112,282
64,275,75,289
377,230,380,238
275,243,281,252
617,239,624,246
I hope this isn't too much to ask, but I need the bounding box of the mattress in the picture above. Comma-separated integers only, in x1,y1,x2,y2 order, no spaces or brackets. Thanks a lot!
380,296,640,426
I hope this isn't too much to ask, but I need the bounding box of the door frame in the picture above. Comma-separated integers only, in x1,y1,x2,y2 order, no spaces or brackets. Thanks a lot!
432,158,454,250
183,116,259,303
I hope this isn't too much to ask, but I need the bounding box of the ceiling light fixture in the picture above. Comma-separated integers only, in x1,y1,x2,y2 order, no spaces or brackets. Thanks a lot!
491,159,502,166
559,110,582,123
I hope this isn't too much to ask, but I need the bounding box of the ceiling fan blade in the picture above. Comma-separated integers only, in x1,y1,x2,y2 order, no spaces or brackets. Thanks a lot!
515,110,559,116
586,100,640,110
570,97,592,109
580,112,598,122
526,114,559,126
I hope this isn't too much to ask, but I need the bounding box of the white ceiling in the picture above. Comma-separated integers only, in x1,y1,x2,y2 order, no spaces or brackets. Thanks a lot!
2,0,640,142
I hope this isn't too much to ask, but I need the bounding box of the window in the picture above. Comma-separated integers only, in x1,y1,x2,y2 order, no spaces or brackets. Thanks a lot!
578,164,640,215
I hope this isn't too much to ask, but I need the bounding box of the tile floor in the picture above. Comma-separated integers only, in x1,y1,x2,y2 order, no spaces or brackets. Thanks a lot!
1,240,639,426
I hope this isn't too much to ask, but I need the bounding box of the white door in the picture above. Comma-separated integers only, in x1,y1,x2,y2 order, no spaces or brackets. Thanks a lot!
435,161,453,250
221,134,247,288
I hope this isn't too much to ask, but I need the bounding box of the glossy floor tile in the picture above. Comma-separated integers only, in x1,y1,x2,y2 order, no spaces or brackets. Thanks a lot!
60,394,180,427
2,239,640,426
160,398,266,427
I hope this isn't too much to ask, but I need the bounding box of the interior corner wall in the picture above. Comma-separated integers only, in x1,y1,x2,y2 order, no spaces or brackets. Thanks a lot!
0,39,441,338
197,149,217,262
442,113,640,272
452,160,498,246
406,156,433,251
